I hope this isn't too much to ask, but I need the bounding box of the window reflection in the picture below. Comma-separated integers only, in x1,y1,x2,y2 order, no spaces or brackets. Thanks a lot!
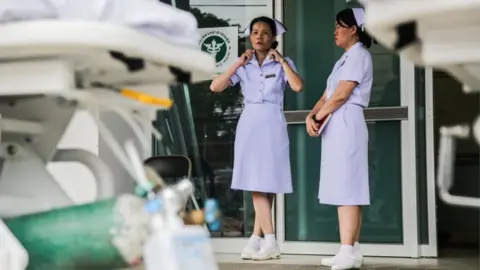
188,81,245,236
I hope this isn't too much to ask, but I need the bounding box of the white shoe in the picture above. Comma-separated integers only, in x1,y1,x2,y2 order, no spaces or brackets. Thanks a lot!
331,252,362,270
321,252,363,268
252,244,281,261
354,251,363,268
240,245,259,260
320,254,339,267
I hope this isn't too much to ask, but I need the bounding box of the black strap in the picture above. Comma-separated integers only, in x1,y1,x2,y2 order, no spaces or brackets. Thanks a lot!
109,51,145,72
394,21,418,50
169,67,192,84
109,51,192,84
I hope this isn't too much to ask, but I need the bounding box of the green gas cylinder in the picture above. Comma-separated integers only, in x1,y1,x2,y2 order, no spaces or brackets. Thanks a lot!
4,194,150,270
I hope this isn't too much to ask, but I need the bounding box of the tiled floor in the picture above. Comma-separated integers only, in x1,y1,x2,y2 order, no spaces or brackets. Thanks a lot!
216,251,479,270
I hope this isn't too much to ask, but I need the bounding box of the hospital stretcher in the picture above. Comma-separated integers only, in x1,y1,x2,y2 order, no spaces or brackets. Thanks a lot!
0,19,218,270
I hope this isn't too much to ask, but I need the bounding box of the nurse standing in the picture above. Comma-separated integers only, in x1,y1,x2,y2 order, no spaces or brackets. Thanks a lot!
305,8,373,270
210,16,303,260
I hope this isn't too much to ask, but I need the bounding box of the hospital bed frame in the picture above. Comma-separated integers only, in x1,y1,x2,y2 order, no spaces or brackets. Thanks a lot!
0,20,215,269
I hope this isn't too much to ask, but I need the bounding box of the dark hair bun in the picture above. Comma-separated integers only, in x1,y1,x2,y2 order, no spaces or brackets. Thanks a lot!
272,40,279,49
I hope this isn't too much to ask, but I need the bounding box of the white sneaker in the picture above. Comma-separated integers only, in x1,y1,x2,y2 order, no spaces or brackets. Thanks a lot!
332,255,361,270
321,252,363,268
252,244,281,261
240,245,259,260
354,251,363,268
320,254,339,267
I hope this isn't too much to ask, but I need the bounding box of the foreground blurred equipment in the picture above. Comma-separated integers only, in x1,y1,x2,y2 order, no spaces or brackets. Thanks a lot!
359,0,480,208
3,194,151,269
0,0,218,269
1,143,221,270
129,143,220,270
142,155,221,230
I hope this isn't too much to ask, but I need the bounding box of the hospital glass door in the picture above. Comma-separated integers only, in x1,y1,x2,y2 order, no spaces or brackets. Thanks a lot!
274,0,430,257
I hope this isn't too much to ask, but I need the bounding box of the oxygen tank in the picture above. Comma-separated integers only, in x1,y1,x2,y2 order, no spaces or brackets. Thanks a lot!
4,194,150,270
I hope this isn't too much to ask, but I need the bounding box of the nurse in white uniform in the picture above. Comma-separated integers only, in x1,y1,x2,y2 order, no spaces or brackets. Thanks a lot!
305,8,373,270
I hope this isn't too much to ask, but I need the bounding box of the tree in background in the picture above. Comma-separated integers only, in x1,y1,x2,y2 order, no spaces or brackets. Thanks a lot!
189,7,229,27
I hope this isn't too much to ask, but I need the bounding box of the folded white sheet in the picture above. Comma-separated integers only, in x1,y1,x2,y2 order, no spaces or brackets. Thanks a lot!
0,0,200,47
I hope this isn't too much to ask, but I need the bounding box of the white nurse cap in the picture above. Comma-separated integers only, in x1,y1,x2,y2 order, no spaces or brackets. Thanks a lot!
352,8,365,30
244,18,287,36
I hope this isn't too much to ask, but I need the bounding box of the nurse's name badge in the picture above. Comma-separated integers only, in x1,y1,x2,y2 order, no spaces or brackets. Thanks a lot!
265,74,276,79
339,55,349,67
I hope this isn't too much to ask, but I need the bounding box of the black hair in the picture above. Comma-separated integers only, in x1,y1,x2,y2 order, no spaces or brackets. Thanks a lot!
336,8,373,49
249,16,279,49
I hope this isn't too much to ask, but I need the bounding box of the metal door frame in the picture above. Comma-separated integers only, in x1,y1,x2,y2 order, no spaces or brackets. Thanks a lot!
421,68,438,257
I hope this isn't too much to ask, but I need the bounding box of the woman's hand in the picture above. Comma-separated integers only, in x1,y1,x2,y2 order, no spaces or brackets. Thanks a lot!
315,111,328,123
268,49,284,63
305,116,319,137
237,49,255,66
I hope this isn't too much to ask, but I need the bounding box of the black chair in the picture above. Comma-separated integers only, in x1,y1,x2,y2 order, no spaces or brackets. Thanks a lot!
144,155,192,185
143,155,200,211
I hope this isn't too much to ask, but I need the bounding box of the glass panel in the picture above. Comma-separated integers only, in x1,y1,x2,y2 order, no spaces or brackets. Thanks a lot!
153,98,188,156
153,84,209,206
282,0,401,112
285,121,403,243
187,81,245,237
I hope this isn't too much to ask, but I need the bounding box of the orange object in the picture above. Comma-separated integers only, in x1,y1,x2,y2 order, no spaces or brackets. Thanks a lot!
121,88,173,108
189,210,205,224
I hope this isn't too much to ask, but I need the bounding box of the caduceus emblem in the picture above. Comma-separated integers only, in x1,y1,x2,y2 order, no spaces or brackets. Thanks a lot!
203,39,224,58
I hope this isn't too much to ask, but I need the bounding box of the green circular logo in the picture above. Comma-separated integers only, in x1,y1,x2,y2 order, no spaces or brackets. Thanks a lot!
200,30,232,68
